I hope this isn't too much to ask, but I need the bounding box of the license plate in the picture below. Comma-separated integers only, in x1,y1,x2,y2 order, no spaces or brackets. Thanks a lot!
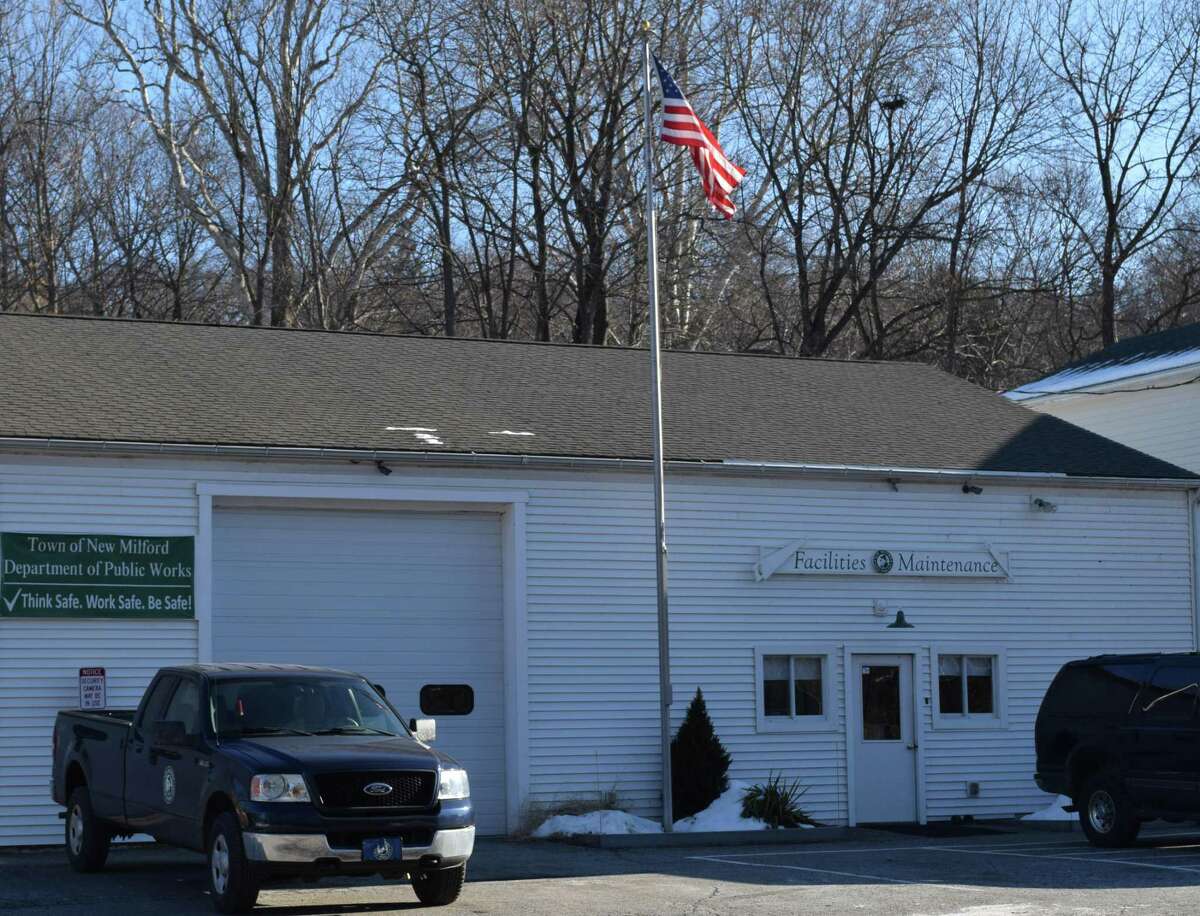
362,837,403,862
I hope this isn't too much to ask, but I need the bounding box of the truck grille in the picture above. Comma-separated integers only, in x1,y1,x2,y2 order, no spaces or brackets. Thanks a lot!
314,771,436,810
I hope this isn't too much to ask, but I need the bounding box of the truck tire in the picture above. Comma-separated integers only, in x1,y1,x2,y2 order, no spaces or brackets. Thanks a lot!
412,863,466,906
207,812,260,914
65,786,110,873
1079,770,1140,848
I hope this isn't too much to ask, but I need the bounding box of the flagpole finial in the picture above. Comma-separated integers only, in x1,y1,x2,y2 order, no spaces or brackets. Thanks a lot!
643,19,652,35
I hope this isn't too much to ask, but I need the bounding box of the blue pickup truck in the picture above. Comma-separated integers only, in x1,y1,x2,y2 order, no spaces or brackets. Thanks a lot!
51,663,474,913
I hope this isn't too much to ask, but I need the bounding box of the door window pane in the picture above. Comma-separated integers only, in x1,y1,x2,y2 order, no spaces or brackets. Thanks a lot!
763,655,790,716
420,684,475,716
966,657,994,714
862,665,901,740
793,657,823,716
163,679,200,735
139,676,178,727
938,655,964,714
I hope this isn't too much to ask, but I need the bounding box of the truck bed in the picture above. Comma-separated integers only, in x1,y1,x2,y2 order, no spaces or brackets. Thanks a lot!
58,709,136,724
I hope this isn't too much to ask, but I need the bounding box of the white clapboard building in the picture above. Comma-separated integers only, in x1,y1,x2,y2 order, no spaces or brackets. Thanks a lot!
1008,323,1200,473
1,313,1197,845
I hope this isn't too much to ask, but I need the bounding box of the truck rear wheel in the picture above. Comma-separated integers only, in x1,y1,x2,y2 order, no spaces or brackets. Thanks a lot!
65,786,110,873
1079,770,1140,848
412,863,466,906
207,812,260,914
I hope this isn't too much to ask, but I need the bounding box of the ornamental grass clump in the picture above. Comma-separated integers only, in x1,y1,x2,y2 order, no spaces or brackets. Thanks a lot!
741,773,817,829
670,688,732,821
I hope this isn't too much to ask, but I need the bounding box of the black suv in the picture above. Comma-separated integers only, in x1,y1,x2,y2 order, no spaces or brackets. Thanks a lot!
1035,653,1200,847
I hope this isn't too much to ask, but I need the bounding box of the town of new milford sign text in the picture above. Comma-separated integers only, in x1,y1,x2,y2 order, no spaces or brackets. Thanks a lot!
0,533,195,618
755,540,1009,581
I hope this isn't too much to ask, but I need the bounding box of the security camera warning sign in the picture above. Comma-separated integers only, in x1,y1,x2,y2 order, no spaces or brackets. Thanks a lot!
0,533,194,618
79,668,107,709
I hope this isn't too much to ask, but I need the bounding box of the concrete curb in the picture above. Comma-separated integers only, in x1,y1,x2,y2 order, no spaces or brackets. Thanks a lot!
539,826,856,849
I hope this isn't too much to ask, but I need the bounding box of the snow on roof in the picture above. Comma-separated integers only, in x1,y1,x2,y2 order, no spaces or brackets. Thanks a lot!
1006,323,1200,402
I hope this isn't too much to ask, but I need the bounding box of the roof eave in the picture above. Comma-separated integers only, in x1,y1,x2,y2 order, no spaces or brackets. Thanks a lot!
0,436,1194,489
1008,358,1200,403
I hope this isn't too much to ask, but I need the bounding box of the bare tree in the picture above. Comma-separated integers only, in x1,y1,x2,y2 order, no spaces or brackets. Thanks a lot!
1041,0,1200,346
74,0,422,325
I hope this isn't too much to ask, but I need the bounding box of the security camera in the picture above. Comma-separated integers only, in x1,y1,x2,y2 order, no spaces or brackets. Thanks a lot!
962,483,983,495
1031,496,1058,513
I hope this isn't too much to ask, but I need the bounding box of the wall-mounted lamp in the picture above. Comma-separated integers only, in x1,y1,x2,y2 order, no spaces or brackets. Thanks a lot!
962,483,983,495
1030,496,1057,513
887,610,915,629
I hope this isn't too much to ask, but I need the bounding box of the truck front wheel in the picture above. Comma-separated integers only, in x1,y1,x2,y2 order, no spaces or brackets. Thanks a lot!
207,812,260,913
412,863,466,906
65,786,110,873
1079,770,1140,848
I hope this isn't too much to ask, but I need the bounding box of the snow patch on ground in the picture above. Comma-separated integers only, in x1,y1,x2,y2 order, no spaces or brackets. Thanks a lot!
533,781,819,837
531,810,663,838
1021,794,1075,822
674,780,768,833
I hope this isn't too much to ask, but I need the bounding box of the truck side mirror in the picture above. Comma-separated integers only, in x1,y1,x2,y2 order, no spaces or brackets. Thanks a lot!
152,720,189,747
410,718,436,743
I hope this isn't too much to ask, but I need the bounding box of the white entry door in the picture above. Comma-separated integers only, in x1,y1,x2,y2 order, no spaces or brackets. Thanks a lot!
851,654,918,824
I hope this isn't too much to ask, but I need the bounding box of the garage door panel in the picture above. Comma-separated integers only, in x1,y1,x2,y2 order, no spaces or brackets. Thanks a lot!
212,507,506,834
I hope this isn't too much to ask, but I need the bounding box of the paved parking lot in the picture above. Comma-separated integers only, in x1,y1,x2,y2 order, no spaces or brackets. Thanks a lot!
4,826,1200,914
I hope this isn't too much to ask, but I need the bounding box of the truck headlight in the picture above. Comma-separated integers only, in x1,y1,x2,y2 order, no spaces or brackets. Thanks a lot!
250,774,310,802
438,767,470,800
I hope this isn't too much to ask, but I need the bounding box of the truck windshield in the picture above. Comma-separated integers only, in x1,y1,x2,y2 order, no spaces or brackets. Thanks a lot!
209,677,409,739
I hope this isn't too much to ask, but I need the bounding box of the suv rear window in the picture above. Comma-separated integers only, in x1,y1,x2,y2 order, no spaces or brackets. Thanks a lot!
1043,662,1149,718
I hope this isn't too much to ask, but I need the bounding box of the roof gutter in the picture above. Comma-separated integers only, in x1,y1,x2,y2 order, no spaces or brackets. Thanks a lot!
0,436,1194,490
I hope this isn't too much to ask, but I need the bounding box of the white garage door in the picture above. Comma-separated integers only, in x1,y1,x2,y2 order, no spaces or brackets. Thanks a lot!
212,506,506,834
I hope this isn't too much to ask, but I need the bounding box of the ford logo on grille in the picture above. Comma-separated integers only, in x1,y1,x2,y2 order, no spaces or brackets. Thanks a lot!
363,782,393,796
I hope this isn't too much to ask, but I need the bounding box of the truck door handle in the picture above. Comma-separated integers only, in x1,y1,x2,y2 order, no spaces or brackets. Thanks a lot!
196,759,212,769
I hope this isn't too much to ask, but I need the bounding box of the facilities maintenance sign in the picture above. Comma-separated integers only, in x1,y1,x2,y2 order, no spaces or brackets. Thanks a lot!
0,533,194,618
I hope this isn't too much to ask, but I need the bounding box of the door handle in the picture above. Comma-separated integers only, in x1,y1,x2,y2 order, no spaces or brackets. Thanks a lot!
906,743,919,751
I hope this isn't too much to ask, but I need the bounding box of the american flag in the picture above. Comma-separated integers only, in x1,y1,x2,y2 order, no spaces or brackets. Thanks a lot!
654,56,745,219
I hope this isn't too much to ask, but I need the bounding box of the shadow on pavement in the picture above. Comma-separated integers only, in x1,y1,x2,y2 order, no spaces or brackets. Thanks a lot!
6,828,1200,914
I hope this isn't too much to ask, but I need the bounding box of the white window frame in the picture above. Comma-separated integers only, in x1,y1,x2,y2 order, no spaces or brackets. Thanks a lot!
929,646,1008,730
754,645,838,732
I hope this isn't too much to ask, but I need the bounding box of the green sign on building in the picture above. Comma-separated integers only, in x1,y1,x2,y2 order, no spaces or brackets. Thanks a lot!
0,533,194,619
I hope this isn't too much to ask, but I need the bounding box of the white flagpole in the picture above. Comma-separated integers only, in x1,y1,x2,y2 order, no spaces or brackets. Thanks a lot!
642,22,673,834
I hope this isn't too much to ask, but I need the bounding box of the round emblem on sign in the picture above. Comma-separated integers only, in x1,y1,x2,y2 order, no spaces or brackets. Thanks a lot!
872,550,894,574
373,839,393,859
163,765,177,806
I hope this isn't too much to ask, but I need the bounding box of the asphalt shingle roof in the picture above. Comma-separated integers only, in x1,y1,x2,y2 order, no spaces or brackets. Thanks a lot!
0,313,1192,479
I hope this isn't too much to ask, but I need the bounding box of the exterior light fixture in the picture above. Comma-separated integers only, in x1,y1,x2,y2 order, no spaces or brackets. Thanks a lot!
1030,496,1057,513
962,483,983,495
887,610,914,629
375,460,393,476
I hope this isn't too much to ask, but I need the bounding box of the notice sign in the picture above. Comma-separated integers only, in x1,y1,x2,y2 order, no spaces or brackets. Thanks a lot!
0,533,195,618
79,668,106,709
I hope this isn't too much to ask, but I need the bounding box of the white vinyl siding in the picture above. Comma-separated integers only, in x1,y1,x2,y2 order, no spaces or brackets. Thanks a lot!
1027,382,1200,474
0,451,1195,843
0,461,198,844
